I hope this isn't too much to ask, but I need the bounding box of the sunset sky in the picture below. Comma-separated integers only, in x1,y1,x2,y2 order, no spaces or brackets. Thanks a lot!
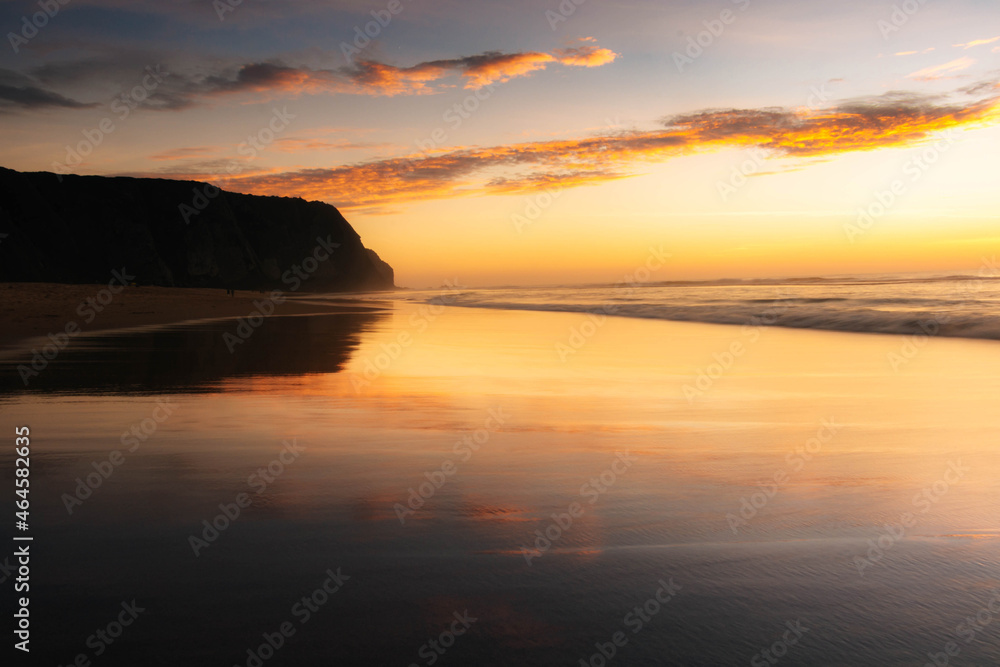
1,0,998,286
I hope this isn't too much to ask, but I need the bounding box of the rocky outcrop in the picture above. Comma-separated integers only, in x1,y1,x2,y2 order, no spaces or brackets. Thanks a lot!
0,167,395,291
364,248,395,287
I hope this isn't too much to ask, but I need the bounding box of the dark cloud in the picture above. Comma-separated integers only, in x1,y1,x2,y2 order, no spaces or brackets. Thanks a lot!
185,46,616,99
0,58,183,113
0,44,617,114
0,79,97,110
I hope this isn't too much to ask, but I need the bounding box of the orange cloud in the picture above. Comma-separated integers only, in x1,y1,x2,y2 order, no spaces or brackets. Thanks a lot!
459,52,556,88
907,57,976,81
347,60,449,95
554,45,619,67
953,36,1000,49
152,83,1000,210
194,45,619,102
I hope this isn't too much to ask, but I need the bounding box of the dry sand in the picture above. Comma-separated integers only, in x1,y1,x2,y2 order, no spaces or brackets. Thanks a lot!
0,282,386,349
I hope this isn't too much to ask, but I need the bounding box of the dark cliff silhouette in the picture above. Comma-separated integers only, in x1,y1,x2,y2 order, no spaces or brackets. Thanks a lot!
0,167,395,291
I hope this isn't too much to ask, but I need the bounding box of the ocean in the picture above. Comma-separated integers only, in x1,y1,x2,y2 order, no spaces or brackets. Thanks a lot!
392,270,1000,341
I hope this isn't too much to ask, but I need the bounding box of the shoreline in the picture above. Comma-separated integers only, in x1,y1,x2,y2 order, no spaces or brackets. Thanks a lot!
0,282,388,350
6,281,1000,355
430,301,1000,345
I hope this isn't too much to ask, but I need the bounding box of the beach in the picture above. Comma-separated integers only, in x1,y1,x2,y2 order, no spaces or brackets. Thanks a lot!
3,2,999,664
1,292,998,665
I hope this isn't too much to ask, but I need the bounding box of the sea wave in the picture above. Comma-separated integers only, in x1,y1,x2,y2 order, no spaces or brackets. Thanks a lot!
419,277,1000,341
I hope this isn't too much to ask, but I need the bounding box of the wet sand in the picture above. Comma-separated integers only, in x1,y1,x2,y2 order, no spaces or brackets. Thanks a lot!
1,302,999,665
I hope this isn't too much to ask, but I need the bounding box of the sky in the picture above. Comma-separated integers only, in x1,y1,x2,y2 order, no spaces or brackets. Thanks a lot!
1,0,999,287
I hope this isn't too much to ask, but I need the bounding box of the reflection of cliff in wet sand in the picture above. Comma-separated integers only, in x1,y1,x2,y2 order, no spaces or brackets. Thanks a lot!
0,308,389,395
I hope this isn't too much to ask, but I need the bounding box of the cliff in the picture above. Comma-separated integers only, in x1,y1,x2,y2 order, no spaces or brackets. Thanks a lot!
0,167,395,291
